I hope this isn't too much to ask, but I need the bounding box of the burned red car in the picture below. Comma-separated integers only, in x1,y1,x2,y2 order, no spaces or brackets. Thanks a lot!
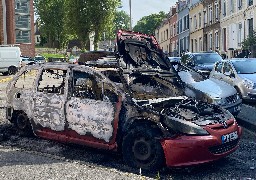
6,62,242,171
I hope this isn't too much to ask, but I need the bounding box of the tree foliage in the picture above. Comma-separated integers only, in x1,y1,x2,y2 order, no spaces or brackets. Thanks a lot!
133,11,167,35
34,0,66,48
242,30,256,50
35,0,120,49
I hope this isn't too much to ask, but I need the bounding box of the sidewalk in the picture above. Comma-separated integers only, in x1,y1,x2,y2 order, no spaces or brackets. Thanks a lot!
237,104,256,132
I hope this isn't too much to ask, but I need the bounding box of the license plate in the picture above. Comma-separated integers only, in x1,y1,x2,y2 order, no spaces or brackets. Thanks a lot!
221,131,238,144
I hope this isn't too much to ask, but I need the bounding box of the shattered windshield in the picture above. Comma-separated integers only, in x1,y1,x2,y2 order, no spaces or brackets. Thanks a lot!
128,74,184,100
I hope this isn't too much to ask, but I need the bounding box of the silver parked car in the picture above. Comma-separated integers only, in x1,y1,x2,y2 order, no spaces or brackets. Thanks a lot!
176,64,242,115
210,58,256,102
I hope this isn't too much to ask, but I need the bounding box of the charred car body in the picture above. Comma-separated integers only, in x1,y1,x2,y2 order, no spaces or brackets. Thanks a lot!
6,30,242,171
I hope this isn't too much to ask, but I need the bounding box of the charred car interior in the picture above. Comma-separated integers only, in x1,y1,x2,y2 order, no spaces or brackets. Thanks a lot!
5,30,242,171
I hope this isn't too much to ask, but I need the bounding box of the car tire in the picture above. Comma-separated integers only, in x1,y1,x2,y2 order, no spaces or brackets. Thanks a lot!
8,66,17,75
13,112,33,136
122,125,165,171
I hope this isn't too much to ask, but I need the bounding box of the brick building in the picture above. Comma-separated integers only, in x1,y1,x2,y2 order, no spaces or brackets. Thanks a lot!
0,0,35,57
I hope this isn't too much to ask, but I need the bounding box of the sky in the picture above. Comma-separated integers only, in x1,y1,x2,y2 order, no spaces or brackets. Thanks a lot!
120,0,177,27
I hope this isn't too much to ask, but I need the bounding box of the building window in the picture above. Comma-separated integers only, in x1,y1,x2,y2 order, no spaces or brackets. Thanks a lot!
230,0,234,13
195,39,198,52
194,15,197,29
170,25,173,37
208,5,213,24
248,0,253,6
223,0,227,16
238,0,243,10
199,13,202,28
215,31,219,49
209,34,213,50
166,29,168,40
174,24,176,36
187,15,189,30
199,37,203,51
238,23,242,46
204,10,207,26
248,18,254,35
215,2,219,20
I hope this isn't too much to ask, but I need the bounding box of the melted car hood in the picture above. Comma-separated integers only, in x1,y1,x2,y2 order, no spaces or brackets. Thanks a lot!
239,74,256,82
191,78,236,98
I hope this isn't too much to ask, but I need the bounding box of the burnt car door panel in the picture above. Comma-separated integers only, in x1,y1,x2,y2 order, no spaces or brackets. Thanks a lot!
33,68,68,141
65,69,121,148
10,69,39,118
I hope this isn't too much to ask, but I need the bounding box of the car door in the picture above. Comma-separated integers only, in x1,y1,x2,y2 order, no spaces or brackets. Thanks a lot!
65,68,122,149
33,68,68,142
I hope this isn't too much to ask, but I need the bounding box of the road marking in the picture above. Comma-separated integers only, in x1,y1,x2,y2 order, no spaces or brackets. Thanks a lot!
0,77,13,83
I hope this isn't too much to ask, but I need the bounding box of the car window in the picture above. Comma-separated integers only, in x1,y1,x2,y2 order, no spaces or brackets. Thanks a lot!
37,69,67,94
193,53,222,64
215,62,223,73
232,60,256,74
14,69,39,89
72,70,102,100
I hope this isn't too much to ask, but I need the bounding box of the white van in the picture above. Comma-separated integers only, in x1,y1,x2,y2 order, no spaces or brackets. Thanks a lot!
0,46,22,75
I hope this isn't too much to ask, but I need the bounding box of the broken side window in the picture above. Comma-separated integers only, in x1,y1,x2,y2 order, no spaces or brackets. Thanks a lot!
14,69,39,89
72,71,102,100
37,69,67,94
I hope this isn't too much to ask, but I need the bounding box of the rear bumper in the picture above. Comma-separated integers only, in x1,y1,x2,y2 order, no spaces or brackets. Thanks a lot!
161,125,242,167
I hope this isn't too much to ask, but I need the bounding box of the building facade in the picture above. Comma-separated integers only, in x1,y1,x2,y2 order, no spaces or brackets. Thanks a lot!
156,18,170,54
202,0,221,52
177,0,190,55
220,0,256,58
189,0,204,52
0,0,35,57
169,6,178,57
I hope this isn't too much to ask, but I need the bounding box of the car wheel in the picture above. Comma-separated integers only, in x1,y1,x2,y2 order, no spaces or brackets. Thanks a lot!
13,112,33,136
122,125,165,171
8,66,17,75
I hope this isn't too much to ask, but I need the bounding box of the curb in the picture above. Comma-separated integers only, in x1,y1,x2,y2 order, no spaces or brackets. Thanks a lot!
237,104,256,133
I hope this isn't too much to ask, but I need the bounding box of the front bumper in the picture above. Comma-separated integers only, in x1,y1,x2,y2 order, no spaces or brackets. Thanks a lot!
161,123,242,167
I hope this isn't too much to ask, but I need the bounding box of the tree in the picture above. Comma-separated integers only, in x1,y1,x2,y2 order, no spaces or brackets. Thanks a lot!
242,30,256,50
133,11,167,35
103,10,130,41
34,0,66,49
65,0,120,49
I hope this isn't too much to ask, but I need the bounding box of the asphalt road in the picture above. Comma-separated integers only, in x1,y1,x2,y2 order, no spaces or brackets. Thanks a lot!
0,74,255,180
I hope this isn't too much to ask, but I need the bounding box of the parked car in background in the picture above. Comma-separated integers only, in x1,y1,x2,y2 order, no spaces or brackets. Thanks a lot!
0,46,21,75
210,58,256,102
34,55,46,64
181,52,223,77
175,64,242,115
21,56,35,66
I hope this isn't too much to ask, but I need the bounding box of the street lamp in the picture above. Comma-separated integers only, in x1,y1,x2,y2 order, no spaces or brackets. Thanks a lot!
129,0,132,30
